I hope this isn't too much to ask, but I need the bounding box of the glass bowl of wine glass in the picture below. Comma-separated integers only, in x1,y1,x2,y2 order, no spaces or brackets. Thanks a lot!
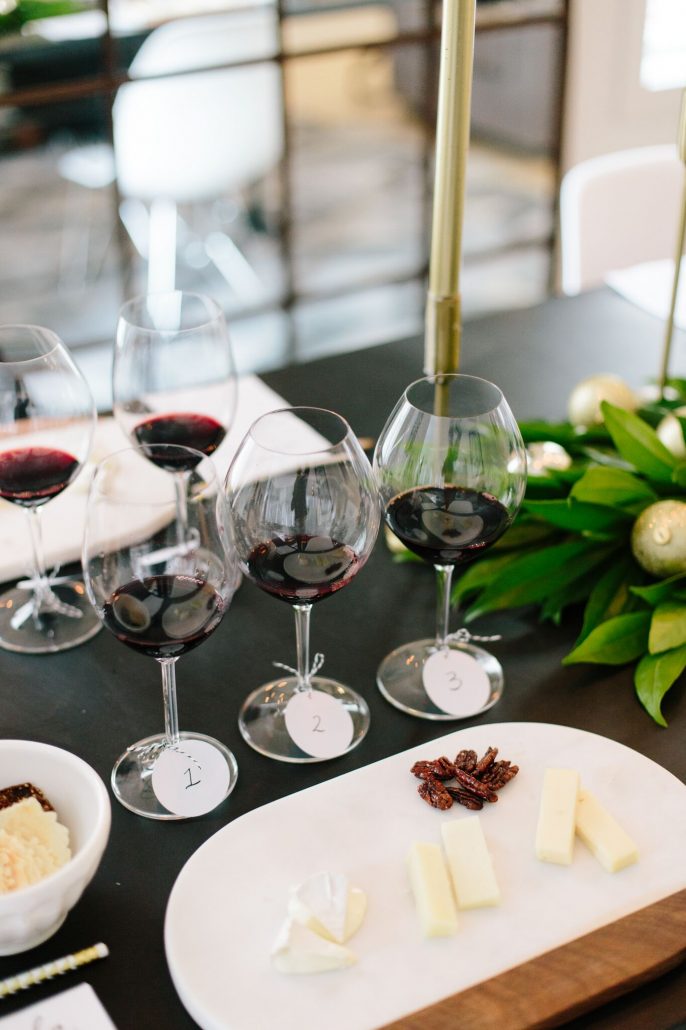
373,374,526,720
82,444,240,820
0,325,100,653
225,407,381,763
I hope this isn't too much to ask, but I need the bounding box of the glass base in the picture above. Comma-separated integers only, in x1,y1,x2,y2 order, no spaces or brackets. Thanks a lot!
238,675,370,764
377,637,503,720
0,580,102,654
112,731,238,820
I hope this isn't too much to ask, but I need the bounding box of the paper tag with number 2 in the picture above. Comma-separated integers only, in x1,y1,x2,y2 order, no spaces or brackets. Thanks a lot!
284,690,355,759
152,741,231,817
422,649,491,717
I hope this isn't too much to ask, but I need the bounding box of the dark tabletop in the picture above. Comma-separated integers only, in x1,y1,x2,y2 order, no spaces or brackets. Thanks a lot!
1,288,685,1029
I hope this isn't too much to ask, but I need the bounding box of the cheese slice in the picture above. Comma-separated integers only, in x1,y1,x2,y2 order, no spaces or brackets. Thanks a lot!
407,840,458,937
441,816,501,909
288,872,367,943
535,768,580,865
271,918,357,974
576,789,638,873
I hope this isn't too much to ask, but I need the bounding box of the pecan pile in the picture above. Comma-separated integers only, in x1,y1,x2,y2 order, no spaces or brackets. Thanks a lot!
411,746,519,811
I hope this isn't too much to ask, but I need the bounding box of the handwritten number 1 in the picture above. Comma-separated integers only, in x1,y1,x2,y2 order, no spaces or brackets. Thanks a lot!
185,767,201,789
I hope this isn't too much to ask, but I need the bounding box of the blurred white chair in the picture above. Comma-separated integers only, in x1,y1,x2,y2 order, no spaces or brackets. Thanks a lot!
59,5,282,298
559,144,684,295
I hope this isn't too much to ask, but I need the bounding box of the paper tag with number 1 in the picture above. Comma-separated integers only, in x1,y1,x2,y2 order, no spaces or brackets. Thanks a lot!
152,741,231,817
422,649,491,717
284,690,354,759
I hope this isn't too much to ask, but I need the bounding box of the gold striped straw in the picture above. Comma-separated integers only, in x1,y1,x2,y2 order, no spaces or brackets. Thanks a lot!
0,942,108,999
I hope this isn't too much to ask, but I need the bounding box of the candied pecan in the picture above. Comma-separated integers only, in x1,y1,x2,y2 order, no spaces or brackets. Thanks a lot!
485,764,519,790
418,778,453,810
445,785,483,810
474,747,498,777
454,768,498,803
411,756,456,781
454,749,478,773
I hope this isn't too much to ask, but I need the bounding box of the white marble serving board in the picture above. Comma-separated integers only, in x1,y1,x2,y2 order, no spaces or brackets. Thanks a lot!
164,722,686,1030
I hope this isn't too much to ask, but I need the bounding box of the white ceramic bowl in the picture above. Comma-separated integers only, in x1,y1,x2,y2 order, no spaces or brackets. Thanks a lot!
0,740,111,955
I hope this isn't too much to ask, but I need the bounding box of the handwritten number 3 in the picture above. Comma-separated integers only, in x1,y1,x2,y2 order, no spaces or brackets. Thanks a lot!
446,671,462,691
312,715,325,733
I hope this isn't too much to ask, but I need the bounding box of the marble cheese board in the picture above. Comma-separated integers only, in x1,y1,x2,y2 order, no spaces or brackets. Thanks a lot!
164,722,686,1029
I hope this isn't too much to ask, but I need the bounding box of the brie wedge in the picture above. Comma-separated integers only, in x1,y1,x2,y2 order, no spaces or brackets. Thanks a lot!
576,789,638,873
271,918,357,974
535,768,580,865
288,872,367,944
441,816,501,909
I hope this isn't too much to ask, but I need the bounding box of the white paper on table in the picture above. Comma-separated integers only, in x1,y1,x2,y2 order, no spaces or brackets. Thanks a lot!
0,983,117,1029
0,374,324,585
606,257,686,330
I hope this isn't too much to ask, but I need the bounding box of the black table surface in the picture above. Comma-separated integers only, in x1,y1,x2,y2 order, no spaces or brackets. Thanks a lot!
1,289,685,1029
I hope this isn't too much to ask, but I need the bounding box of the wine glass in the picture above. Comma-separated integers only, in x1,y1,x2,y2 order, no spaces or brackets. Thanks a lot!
373,374,526,719
0,325,100,654
113,291,236,478
82,444,239,820
225,407,381,763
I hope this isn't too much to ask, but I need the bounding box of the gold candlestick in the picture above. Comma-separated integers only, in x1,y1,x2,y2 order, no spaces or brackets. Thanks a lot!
659,89,686,396
424,0,476,411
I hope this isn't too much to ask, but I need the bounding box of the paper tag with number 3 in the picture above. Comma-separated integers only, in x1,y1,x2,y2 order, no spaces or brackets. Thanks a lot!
422,649,491,717
284,690,354,758
152,741,231,817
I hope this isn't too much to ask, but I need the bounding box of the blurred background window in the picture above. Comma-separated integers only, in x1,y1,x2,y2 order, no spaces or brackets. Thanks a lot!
641,0,686,92
0,0,566,404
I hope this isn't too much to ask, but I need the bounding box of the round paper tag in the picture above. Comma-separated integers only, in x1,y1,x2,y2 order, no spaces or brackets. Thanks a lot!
151,740,231,817
422,649,491,717
283,690,354,759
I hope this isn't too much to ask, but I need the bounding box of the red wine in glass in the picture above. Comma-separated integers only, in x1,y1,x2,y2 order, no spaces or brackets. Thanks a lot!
385,486,510,565
0,447,80,507
133,413,226,471
102,574,225,659
246,534,361,604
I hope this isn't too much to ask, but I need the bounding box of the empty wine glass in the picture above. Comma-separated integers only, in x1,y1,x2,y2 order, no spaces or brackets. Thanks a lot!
0,325,100,653
225,407,381,763
82,444,239,819
374,374,526,719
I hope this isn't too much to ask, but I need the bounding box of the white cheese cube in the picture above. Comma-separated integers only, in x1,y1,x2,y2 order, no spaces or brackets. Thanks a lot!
271,918,357,974
535,768,580,865
441,816,501,909
407,841,458,937
576,789,638,873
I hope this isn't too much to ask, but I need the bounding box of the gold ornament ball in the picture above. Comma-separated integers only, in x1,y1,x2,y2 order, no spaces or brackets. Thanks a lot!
567,374,639,428
631,500,686,578
656,405,686,459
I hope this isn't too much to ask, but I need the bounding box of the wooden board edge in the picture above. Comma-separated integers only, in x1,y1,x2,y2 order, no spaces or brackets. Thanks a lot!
381,888,686,1030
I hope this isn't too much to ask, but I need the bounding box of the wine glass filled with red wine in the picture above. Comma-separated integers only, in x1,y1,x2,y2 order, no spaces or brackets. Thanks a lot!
0,325,100,653
225,407,380,763
374,374,526,720
82,444,239,819
113,291,236,480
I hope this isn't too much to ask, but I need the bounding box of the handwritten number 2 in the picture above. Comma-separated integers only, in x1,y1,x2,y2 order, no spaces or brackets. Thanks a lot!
312,715,325,733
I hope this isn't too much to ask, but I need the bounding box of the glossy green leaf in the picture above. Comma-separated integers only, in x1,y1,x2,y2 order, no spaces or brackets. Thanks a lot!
562,610,650,666
451,552,518,605
541,577,594,626
570,467,657,510
490,518,560,551
634,644,686,727
601,402,676,484
671,463,686,488
523,499,632,533
577,557,643,643
464,539,613,622
648,602,686,654
630,573,686,607
519,421,609,448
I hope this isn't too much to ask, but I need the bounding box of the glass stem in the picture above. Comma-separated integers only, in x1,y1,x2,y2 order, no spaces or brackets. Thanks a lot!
160,658,180,745
435,564,455,648
173,471,189,544
25,506,50,615
293,603,312,691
